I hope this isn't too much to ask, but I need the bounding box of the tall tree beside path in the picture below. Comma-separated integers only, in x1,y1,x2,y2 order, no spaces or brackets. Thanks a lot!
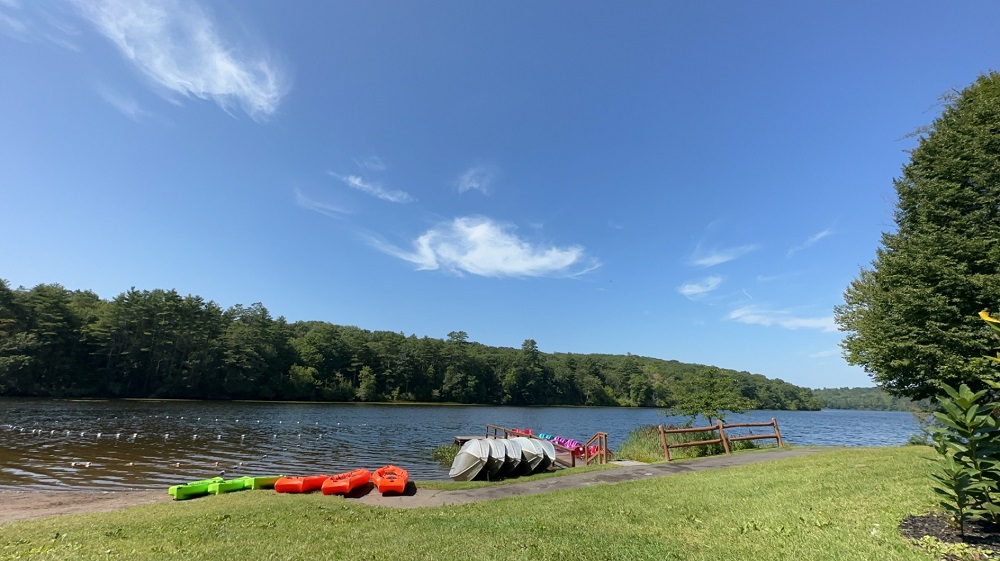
836,72,1000,400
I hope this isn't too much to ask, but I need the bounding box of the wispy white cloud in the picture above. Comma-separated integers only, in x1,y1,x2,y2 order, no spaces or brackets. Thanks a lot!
96,86,151,121
295,188,350,218
691,244,758,267
0,2,82,49
608,220,624,230
73,0,288,121
354,156,386,172
728,306,836,332
808,348,840,359
0,2,28,40
329,172,414,204
456,165,497,195
370,216,600,278
787,228,833,256
678,276,722,299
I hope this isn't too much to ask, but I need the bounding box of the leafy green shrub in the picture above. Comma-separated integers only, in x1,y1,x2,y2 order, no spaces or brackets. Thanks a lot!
664,425,727,458
922,310,1000,535
927,381,1000,535
430,444,459,466
729,438,759,452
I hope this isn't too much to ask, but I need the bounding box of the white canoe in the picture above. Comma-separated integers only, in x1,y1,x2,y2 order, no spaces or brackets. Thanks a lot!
485,438,506,477
535,439,556,471
498,438,522,476
511,436,544,474
449,438,490,481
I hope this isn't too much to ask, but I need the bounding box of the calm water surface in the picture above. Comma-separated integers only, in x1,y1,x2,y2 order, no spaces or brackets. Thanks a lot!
0,399,919,491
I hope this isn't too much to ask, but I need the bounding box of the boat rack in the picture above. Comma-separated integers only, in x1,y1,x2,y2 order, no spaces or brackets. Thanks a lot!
461,424,611,468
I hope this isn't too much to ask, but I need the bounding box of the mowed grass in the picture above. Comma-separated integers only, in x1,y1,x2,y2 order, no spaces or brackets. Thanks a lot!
0,447,938,561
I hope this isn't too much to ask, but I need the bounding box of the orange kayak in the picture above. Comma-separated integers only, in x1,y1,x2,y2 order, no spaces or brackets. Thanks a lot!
321,468,371,495
372,465,409,494
274,474,328,493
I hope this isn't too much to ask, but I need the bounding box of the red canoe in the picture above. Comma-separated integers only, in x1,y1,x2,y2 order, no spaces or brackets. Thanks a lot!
372,465,409,494
274,474,329,494
321,468,371,495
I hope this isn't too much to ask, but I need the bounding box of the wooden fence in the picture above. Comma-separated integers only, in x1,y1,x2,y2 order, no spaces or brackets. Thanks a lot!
658,418,783,461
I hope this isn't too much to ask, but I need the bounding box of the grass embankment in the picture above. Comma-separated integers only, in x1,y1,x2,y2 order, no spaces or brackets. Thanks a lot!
0,447,938,561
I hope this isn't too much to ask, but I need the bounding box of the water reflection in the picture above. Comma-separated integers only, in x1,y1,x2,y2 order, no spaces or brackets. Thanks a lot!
0,399,919,491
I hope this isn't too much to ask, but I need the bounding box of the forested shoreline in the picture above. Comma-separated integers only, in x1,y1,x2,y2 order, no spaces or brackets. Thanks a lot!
810,387,930,412
0,279,819,410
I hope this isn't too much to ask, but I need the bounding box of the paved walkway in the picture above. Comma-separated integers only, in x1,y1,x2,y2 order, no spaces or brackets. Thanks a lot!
354,448,821,508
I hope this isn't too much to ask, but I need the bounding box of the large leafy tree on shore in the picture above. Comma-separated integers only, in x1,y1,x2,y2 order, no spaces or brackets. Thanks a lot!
835,72,1000,400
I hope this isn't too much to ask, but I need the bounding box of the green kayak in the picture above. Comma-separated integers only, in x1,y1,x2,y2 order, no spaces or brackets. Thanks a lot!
244,475,282,490
208,477,251,495
168,477,224,501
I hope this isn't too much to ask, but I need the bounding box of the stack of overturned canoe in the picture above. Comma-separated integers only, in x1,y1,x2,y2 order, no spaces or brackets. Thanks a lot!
168,465,409,500
449,436,556,481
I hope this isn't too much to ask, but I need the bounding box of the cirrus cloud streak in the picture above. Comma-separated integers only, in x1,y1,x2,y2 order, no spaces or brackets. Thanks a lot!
728,306,836,332
74,0,287,121
330,173,414,204
678,276,722,299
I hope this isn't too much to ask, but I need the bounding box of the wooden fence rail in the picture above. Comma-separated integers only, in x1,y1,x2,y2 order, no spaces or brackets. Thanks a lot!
658,418,783,461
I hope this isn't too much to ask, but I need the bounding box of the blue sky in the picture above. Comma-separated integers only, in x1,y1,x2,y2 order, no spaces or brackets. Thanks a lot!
2,1,998,390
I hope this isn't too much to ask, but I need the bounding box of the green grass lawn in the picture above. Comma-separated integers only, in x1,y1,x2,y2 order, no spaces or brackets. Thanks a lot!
0,447,940,561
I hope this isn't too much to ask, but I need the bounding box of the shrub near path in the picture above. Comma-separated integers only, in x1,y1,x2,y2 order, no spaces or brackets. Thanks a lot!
0,447,937,561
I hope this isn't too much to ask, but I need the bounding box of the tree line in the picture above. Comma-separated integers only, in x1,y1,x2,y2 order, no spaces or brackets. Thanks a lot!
0,279,820,410
810,387,931,411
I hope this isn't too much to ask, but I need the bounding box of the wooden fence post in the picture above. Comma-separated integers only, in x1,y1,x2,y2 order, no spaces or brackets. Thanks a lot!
658,424,671,461
772,418,784,447
717,419,731,454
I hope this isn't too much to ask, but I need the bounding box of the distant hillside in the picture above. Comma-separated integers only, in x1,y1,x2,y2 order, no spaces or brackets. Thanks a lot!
0,279,820,411
812,386,931,411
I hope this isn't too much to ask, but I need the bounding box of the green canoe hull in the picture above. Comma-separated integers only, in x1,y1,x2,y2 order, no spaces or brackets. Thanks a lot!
169,475,284,499
208,477,251,494
168,477,224,500
245,475,282,490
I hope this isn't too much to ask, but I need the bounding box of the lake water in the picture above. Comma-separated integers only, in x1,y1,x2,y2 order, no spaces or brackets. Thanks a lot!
0,399,921,491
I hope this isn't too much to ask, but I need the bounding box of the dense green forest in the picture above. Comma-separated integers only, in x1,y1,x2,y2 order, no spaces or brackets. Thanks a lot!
0,279,820,410
811,387,930,411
